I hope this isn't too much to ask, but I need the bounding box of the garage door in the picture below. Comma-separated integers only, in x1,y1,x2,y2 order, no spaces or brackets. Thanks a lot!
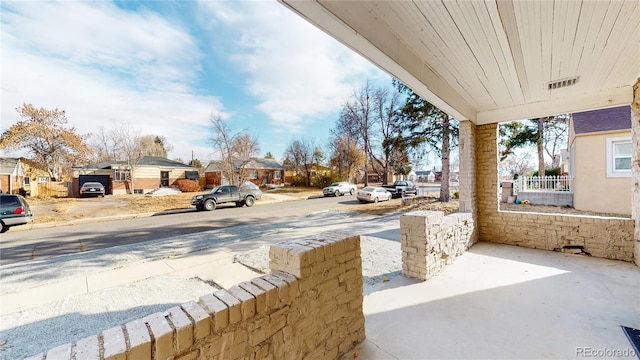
79,175,111,195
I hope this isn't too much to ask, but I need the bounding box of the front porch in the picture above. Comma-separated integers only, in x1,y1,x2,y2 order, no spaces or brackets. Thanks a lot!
357,241,640,359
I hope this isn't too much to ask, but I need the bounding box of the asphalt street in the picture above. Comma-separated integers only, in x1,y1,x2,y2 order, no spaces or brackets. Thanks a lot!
0,194,358,265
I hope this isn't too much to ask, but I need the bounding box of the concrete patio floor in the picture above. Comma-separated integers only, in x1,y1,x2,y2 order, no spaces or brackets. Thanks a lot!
353,242,640,359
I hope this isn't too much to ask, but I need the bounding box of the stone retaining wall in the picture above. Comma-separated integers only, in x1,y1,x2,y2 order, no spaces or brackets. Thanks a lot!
26,232,365,360
476,123,635,262
401,211,475,280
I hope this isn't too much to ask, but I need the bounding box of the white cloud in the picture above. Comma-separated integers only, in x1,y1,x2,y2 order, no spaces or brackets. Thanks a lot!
1,1,222,162
199,1,387,133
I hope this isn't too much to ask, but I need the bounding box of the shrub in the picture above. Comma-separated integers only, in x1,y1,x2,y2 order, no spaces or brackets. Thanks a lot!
172,179,201,192
530,167,561,177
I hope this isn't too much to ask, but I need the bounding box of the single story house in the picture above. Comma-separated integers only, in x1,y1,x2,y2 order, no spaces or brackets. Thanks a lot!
73,156,199,195
415,170,436,183
205,158,283,187
0,158,26,194
569,106,632,215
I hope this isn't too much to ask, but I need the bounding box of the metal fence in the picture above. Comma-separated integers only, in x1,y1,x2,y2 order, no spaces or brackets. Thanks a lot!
515,175,573,194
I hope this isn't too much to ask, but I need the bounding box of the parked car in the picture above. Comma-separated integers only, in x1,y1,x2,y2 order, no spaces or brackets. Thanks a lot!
382,180,418,198
0,194,34,233
79,182,105,197
323,182,357,197
192,181,262,211
356,187,392,203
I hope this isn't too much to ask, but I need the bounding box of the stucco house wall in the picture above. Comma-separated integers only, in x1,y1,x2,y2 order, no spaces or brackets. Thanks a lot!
571,130,632,215
570,106,632,215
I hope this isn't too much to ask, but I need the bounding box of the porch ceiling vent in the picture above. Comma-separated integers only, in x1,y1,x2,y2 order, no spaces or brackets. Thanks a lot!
547,76,579,90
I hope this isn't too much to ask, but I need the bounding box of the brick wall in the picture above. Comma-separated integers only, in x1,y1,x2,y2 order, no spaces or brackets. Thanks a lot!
26,232,364,360
400,211,475,280
476,123,635,262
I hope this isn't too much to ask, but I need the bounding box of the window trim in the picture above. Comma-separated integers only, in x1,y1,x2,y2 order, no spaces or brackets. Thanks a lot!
606,136,632,178
114,170,130,181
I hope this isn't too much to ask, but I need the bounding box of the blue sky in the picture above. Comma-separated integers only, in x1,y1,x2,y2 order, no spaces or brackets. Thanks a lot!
1,0,392,163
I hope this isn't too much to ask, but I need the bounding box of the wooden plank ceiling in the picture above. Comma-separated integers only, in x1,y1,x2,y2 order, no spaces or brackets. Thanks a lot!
280,0,639,124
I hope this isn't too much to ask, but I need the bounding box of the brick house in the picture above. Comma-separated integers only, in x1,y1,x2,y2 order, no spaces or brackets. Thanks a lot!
205,158,284,188
73,156,199,195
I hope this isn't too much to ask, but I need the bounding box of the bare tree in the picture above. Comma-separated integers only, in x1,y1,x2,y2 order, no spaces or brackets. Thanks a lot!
328,135,365,183
283,138,315,186
500,152,535,179
114,123,143,193
334,82,409,185
543,114,569,168
233,133,260,184
208,113,260,185
91,125,122,163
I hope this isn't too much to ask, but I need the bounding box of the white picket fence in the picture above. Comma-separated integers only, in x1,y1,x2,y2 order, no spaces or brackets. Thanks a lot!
515,175,573,194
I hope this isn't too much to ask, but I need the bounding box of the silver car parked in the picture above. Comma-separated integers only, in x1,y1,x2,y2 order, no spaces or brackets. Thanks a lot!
356,187,392,203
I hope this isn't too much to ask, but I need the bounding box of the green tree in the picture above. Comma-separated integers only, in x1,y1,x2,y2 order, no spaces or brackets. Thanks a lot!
499,115,568,177
394,81,458,202
264,152,274,159
0,103,91,181
189,158,204,169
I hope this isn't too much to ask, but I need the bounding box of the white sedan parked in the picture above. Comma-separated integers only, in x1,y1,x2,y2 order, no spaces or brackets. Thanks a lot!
356,187,392,203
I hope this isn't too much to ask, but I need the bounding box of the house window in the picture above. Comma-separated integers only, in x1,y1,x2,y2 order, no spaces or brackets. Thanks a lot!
114,170,130,181
38,176,49,183
249,170,258,179
606,136,632,177
274,171,282,179
24,177,30,185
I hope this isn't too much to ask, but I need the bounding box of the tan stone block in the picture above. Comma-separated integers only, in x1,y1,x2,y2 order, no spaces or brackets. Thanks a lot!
102,326,126,360
182,301,211,340
230,340,248,359
45,343,72,360
176,350,200,360
240,281,267,314
263,277,288,303
228,285,256,321
199,293,229,332
272,271,299,299
74,336,99,360
125,319,151,359
214,289,242,324
143,312,173,360
167,307,193,352
252,277,278,310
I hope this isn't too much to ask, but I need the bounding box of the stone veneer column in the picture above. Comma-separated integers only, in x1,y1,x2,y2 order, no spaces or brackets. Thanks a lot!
458,120,479,243
475,123,499,241
632,78,640,267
